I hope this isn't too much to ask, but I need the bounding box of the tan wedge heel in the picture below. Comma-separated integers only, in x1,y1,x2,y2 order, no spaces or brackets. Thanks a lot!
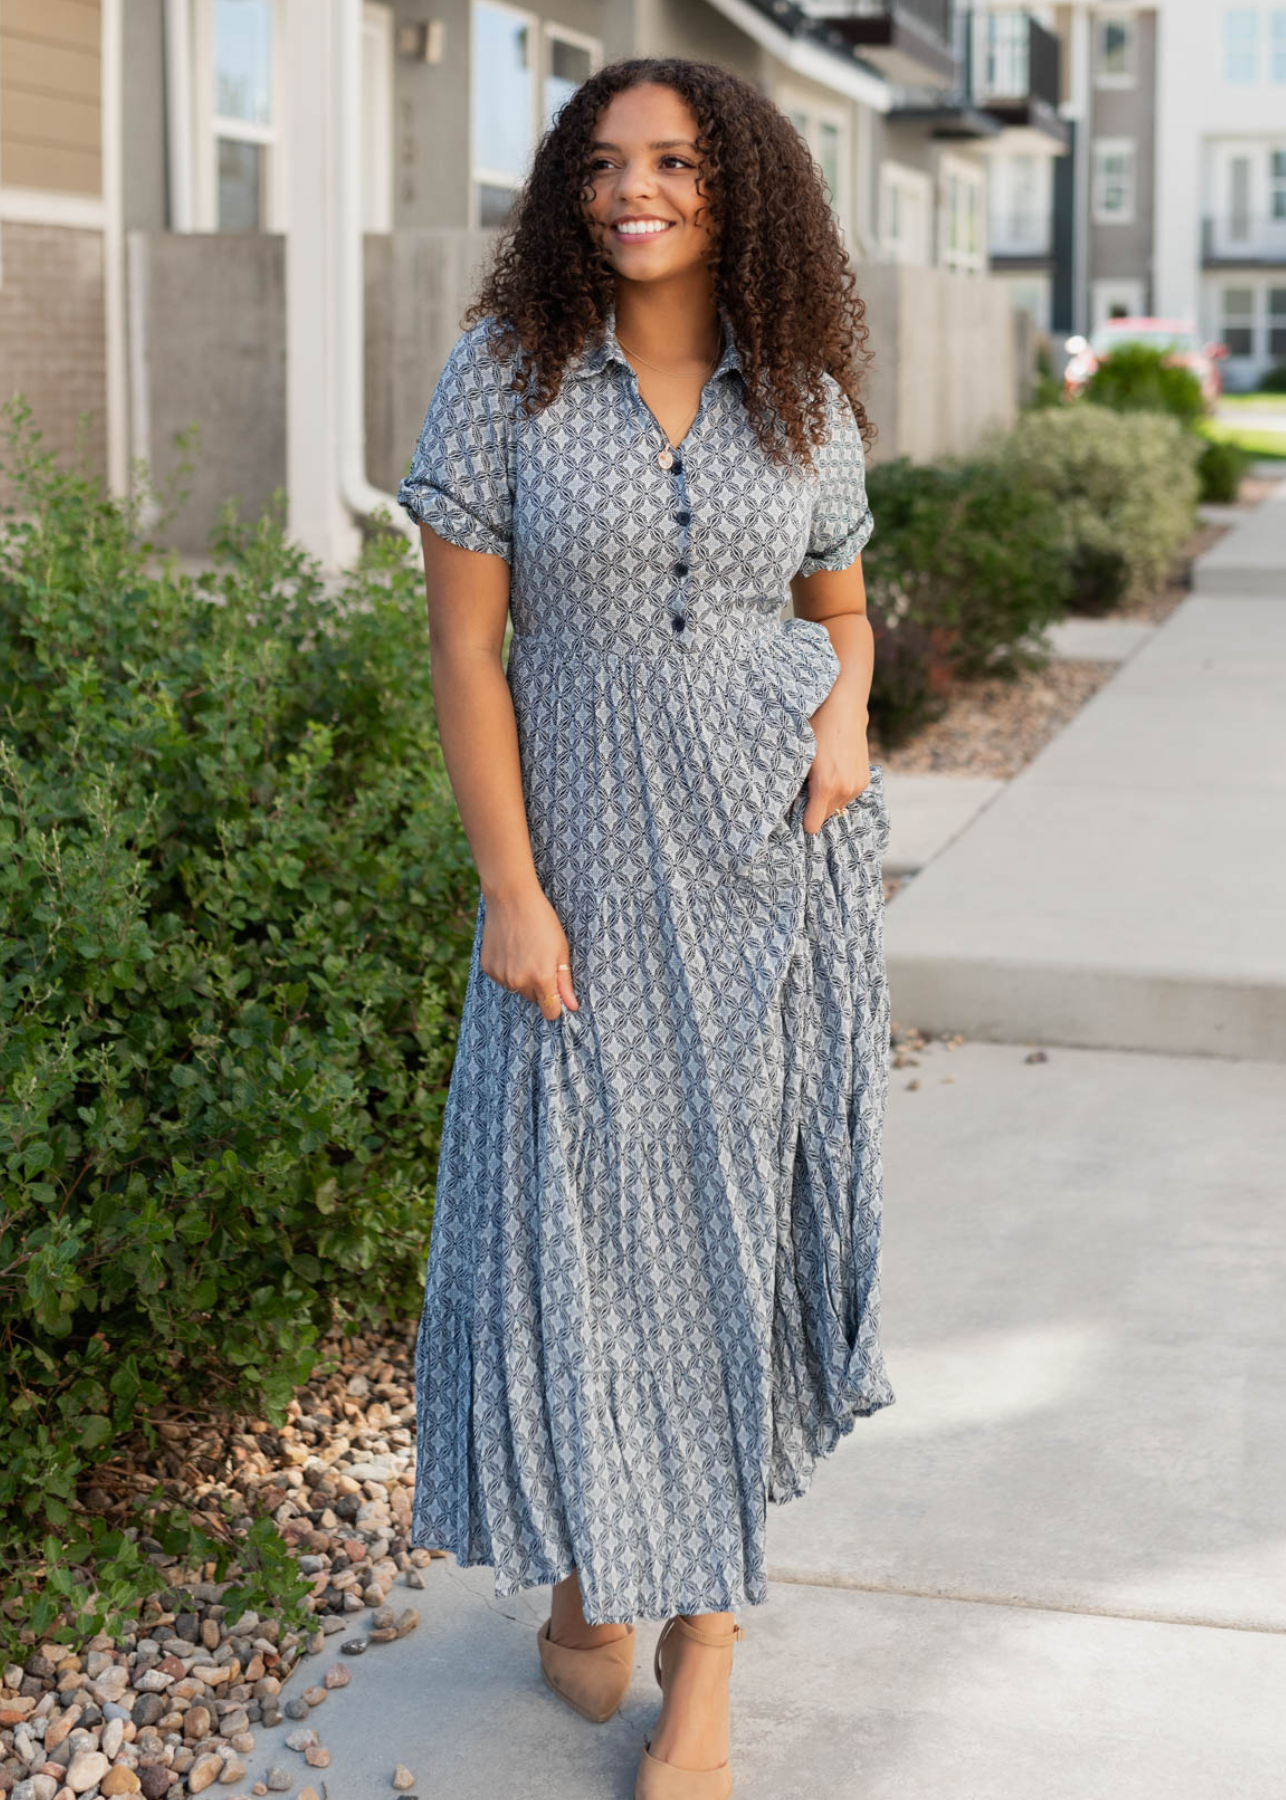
536,1617,636,1723
634,1615,746,1799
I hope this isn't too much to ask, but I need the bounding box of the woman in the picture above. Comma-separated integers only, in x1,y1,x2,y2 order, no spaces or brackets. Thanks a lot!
398,56,894,1800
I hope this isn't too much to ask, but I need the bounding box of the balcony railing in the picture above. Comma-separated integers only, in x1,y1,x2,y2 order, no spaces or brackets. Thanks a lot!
839,0,952,33
1203,214,1286,265
816,1,959,87
971,10,1061,111
885,8,1068,148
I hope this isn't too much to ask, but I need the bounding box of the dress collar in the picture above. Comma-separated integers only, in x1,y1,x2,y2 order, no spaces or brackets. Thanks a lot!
564,299,744,383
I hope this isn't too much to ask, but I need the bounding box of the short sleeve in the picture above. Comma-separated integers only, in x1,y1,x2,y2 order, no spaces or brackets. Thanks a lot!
796,374,874,578
397,321,515,563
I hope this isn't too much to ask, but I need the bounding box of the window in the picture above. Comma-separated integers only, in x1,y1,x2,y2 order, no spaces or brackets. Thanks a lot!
214,0,275,230
472,3,535,227
1271,287,1286,356
780,94,850,226
1273,148,1286,218
1092,140,1135,222
471,6,599,227
980,12,1031,99
989,152,1050,253
1221,286,1255,356
1225,9,1258,84
941,156,986,274
879,161,931,266
544,30,594,130
1094,14,1135,84
1274,11,1286,79
1229,154,1253,238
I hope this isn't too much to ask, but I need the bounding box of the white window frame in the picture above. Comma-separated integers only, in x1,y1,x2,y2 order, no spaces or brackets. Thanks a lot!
192,0,288,232
940,151,986,275
879,160,932,266
776,81,852,236
470,3,600,229
1092,137,1136,224
362,2,393,233
987,150,1053,257
542,20,599,134
1093,11,1136,88
1223,7,1260,86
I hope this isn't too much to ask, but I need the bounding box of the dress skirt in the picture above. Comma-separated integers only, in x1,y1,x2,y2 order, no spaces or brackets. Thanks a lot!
408,612,895,1626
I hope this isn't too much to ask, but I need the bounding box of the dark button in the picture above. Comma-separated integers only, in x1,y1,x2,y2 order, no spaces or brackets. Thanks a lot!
673,561,689,578
671,614,686,632
676,510,691,526
671,457,683,475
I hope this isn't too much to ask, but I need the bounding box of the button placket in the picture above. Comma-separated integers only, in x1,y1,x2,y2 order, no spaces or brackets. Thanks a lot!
670,456,691,639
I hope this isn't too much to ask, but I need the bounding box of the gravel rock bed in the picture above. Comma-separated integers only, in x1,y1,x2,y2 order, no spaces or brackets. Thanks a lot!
870,657,1118,782
1,1325,432,1800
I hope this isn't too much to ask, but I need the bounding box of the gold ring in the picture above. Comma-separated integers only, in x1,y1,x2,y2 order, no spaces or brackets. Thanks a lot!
556,961,571,970
545,991,559,1004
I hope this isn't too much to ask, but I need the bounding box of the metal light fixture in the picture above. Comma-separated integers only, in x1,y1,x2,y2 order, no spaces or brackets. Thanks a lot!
396,21,444,63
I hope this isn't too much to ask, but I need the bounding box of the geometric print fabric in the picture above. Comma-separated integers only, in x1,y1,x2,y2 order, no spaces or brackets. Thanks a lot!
397,299,895,1626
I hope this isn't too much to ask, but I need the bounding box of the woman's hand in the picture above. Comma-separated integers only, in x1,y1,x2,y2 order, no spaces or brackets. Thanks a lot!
480,883,581,1020
801,684,872,837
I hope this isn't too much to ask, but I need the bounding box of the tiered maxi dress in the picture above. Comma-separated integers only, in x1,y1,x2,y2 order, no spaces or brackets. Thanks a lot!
397,301,895,1628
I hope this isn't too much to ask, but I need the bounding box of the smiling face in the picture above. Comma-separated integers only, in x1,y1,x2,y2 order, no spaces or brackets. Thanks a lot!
582,82,718,285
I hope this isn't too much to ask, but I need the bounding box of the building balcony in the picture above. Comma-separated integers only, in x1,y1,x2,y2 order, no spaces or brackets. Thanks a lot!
1202,215,1286,266
969,11,1069,151
814,0,960,88
886,8,1069,151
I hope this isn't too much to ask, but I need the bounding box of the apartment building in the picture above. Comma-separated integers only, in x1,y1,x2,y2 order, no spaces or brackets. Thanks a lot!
2,0,1042,559
1155,0,1286,390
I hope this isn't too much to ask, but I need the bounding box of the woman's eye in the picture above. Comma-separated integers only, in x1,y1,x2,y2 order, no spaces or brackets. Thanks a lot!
587,157,693,172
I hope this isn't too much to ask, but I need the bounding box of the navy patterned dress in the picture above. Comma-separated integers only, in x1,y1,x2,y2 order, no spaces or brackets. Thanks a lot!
397,300,895,1627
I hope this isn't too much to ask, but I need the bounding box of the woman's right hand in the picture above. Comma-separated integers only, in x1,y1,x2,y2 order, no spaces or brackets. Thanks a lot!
480,885,580,1020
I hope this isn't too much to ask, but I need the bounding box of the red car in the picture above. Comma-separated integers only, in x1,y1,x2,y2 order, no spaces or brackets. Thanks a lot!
1063,317,1228,403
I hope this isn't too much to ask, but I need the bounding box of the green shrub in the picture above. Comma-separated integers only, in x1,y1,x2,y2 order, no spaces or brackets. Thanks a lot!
1258,363,1286,393
1197,435,1251,503
1026,339,1068,413
0,398,475,1652
1083,341,1207,424
978,404,1202,612
862,452,1071,686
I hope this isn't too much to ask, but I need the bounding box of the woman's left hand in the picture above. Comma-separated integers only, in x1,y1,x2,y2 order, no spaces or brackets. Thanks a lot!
801,687,872,837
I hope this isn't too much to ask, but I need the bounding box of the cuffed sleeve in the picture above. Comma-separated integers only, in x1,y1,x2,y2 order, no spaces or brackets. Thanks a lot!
796,374,874,578
398,321,516,563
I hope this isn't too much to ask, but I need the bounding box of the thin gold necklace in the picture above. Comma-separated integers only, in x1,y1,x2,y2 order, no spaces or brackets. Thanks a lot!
616,334,720,381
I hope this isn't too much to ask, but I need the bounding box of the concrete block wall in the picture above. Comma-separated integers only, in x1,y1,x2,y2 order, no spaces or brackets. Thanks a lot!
128,230,286,552
131,227,1032,552
0,222,107,505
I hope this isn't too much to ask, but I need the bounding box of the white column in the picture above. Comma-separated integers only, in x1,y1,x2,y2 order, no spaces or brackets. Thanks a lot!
283,0,363,569
1152,0,1201,323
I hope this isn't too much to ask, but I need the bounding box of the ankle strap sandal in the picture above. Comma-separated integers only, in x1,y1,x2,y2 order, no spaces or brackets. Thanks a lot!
654,1614,746,1690
635,1617,747,1798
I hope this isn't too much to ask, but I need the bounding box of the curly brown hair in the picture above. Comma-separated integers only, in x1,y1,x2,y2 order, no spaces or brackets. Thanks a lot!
462,56,876,469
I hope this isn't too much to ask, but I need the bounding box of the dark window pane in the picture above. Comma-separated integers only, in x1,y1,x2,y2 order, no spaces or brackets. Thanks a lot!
218,137,263,231
478,183,518,228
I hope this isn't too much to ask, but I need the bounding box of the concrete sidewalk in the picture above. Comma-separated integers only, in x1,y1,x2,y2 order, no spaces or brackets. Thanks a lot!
1192,473,1286,596
229,483,1286,1798
883,475,1286,1060
243,1042,1286,1799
